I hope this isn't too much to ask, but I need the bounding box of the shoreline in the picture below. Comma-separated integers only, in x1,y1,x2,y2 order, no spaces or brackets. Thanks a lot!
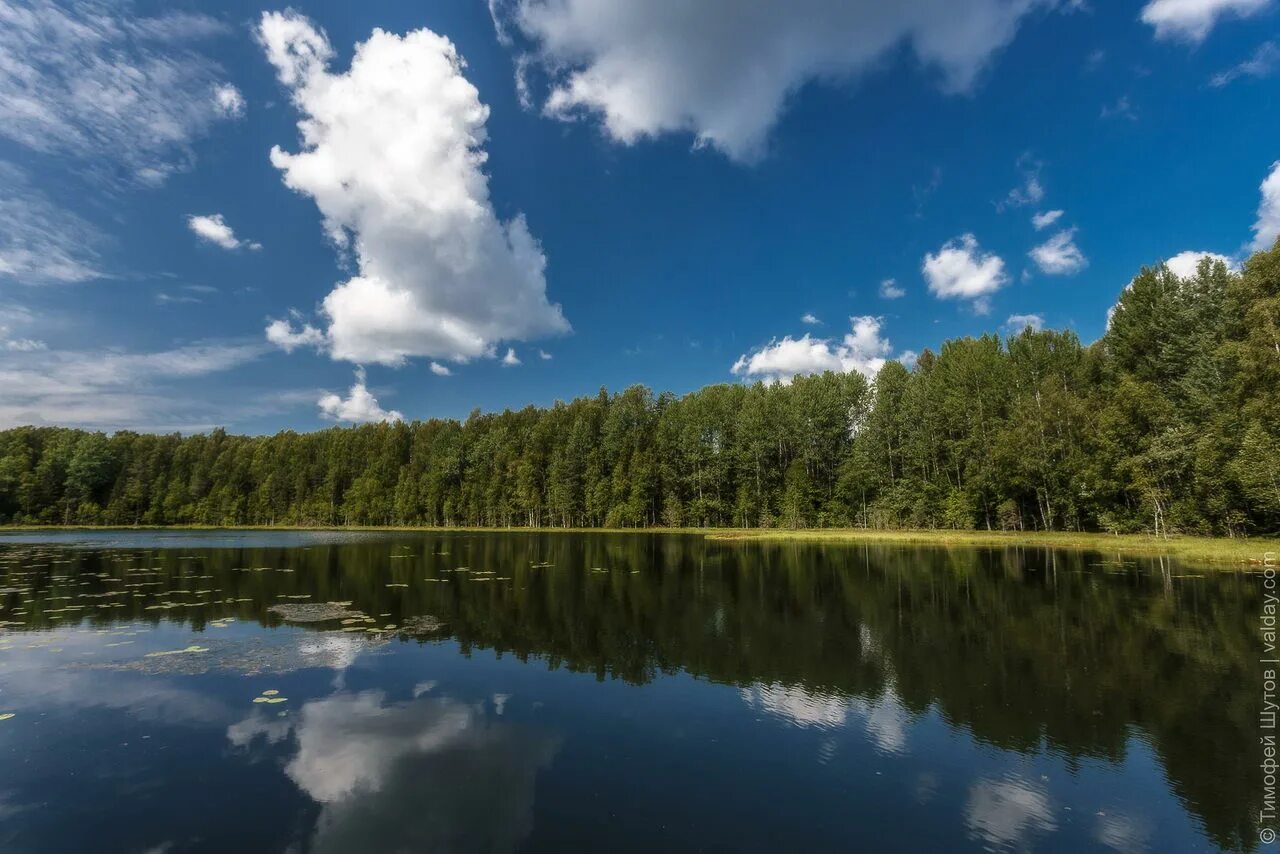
0,524,1274,568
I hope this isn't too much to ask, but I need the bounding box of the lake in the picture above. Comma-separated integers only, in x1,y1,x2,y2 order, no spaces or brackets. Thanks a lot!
0,530,1263,852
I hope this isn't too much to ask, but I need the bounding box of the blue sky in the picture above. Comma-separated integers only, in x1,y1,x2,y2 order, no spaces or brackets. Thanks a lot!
1,0,1277,432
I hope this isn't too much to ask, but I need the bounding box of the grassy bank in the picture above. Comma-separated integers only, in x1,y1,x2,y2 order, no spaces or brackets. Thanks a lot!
705,528,1276,567
1,524,1275,568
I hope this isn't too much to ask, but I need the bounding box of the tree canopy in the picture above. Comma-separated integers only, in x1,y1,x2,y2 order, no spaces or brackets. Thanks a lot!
2,245,1277,535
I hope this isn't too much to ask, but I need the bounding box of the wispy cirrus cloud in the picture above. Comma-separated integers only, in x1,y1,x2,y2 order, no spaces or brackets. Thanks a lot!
0,339,276,431
0,163,104,284
0,0,242,186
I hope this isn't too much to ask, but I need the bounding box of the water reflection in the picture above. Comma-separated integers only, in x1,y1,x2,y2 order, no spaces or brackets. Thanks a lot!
231,691,560,853
739,679,910,755
965,775,1058,849
0,531,1265,852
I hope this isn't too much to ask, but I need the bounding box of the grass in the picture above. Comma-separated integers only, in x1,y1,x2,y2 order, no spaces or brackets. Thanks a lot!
703,528,1276,567
1,523,1275,568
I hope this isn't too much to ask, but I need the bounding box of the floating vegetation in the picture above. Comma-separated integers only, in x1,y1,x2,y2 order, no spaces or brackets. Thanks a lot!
268,602,361,623
400,615,447,634
252,688,286,704
145,645,209,657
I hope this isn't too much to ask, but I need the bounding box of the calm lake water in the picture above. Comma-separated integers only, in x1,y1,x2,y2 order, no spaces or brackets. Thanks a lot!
0,530,1264,853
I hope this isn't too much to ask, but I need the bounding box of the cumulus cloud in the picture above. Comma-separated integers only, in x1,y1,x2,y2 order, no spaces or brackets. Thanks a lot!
501,348,522,367
879,279,906,299
1006,313,1045,331
1251,160,1280,252
494,0,1056,161
1029,227,1088,275
0,0,239,185
537,349,552,360
258,11,568,368
318,368,403,424
0,164,103,284
186,214,260,251
922,234,1008,310
429,361,452,376
1031,209,1063,230
801,313,821,325
1141,0,1272,42
732,316,893,384
1163,249,1236,278
213,83,246,117
266,315,326,353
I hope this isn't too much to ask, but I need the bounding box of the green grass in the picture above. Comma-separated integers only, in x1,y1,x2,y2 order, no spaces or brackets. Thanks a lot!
1,524,1274,568
702,528,1276,567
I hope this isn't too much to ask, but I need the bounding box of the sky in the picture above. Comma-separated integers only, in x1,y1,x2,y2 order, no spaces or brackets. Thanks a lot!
0,0,1278,433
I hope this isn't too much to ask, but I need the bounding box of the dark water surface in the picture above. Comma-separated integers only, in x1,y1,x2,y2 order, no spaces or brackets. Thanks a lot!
0,530,1264,853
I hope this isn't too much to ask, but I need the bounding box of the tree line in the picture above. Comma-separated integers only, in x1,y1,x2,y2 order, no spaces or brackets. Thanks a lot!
1,243,1277,535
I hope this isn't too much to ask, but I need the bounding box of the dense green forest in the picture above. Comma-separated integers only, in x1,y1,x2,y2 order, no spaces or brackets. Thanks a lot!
1,243,1277,535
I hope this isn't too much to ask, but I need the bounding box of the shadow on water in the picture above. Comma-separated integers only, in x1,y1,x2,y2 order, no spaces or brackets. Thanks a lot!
0,530,1264,851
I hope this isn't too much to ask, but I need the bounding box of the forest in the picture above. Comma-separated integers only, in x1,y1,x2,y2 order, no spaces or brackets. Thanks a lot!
1,243,1277,536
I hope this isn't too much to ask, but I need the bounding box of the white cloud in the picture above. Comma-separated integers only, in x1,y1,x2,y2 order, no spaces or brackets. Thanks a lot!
1001,175,1044,209
537,349,552,360
1100,95,1138,121
318,368,403,424
495,0,1056,162
1251,160,1280,252
1029,227,1088,275
898,350,919,368
0,340,269,431
923,234,1008,309
879,278,906,299
1163,250,1236,278
965,776,1057,849
0,0,238,184
732,316,893,384
801,313,821,325
232,689,559,852
266,316,326,353
258,12,568,368
1031,209,1063,230
1006,313,1045,331
1141,0,1272,42
501,348,522,367
186,214,260,251
3,337,46,351
213,83,246,117
429,361,452,376
0,307,47,351
740,681,910,753
1210,40,1278,86
0,164,104,284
